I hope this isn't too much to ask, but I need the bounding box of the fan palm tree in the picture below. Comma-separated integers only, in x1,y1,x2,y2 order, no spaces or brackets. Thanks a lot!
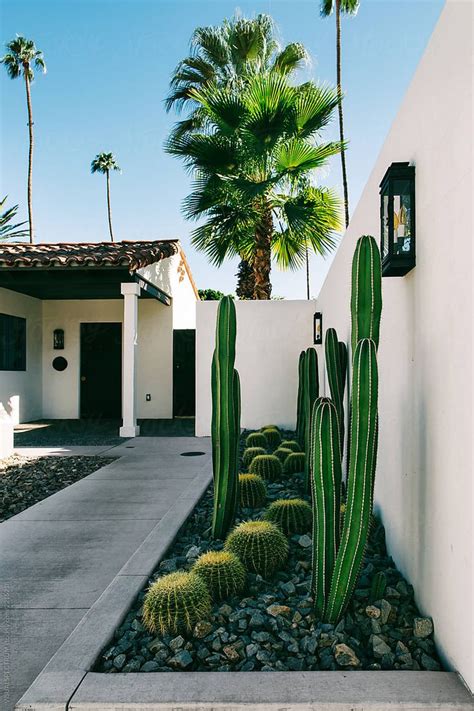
167,74,343,299
167,14,309,298
1,36,46,244
320,0,359,229
0,196,29,240
91,153,121,242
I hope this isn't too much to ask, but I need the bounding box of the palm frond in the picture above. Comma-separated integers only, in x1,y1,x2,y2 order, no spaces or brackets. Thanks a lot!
271,43,309,76
276,139,344,176
91,152,121,174
294,83,340,137
0,196,29,240
189,85,246,135
191,26,231,69
165,133,239,177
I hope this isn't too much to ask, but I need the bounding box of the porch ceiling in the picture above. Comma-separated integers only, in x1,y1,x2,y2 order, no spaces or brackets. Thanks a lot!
0,267,163,301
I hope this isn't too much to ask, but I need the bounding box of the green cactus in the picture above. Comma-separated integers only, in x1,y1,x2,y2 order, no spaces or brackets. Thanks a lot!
193,550,246,601
370,570,387,602
310,397,342,617
261,424,280,433
239,473,267,508
274,447,293,463
246,431,268,448
261,427,281,449
283,451,305,474
225,520,288,577
296,350,305,445
249,454,282,481
211,296,240,539
264,498,312,535
325,338,379,623
351,235,382,355
325,328,347,454
242,446,266,468
143,571,211,635
303,347,319,489
280,440,301,452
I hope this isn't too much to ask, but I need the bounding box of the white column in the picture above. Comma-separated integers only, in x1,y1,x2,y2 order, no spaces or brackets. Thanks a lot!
119,282,141,438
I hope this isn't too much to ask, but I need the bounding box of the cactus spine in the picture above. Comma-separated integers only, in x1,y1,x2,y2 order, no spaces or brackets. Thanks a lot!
303,347,319,490
351,235,382,355
325,338,378,622
310,397,342,617
325,328,347,454
211,296,240,539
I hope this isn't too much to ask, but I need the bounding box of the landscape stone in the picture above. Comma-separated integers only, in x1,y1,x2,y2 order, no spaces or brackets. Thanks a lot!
413,617,433,638
335,643,360,667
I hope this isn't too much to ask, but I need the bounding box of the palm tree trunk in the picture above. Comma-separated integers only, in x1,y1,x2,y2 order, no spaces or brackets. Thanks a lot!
336,0,350,229
236,258,256,299
106,169,115,242
253,206,273,300
306,246,310,299
24,70,34,243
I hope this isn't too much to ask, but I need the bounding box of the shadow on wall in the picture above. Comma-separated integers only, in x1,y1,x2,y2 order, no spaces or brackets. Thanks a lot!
0,394,19,423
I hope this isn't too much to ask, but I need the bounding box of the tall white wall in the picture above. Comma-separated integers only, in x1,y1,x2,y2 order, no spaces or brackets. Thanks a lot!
196,300,316,437
0,287,43,423
316,0,473,689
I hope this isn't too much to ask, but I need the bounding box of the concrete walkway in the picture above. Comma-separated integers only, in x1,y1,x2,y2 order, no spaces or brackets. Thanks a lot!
0,436,211,711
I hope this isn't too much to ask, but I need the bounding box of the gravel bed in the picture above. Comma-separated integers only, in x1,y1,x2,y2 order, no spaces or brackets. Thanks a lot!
0,455,116,521
96,431,442,674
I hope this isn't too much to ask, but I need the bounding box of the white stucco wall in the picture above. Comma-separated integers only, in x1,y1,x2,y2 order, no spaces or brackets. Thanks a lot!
315,0,473,689
42,297,173,419
196,300,317,437
0,287,43,423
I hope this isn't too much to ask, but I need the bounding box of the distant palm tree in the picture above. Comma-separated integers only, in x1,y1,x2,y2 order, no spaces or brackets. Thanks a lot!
91,153,121,242
1,36,46,243
0,196,29,240
320,0,359,228
167,13,309,298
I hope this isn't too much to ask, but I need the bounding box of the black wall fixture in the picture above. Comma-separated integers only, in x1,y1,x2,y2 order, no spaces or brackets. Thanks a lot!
52,356,68,371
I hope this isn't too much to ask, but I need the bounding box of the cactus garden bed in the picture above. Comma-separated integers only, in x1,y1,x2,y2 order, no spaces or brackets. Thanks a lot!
95,429,442,675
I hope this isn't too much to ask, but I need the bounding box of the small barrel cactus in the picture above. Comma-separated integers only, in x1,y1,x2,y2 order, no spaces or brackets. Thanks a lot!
274,447,293,463
239,473,267,508
225,520,288,577
280,440,301,452
249,454,283,481
261,427,281,449
193,550,246,601
283,452,306,474
142,571,211,635
264,498,312,535
246,432,268,448
242,446,266,468
261,424,280,432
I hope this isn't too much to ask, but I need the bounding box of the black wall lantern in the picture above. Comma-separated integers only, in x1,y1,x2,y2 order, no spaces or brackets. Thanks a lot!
53,328,64,350
380,162,415,277
313,312,323,345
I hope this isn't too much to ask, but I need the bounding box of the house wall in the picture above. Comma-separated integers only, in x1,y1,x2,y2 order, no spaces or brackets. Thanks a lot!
195,300,317,437
42,298,173,419
0,287,43,423
315,0,473,690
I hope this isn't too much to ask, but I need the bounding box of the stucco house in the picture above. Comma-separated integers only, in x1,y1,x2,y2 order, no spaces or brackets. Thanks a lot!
0,240,199,437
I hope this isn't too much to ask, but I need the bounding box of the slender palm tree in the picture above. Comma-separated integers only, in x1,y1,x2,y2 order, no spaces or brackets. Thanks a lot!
167,74,343,299
167,14,309,298
91,153,121,242
320,0,359,229
1,36,46,244
0,196,29,240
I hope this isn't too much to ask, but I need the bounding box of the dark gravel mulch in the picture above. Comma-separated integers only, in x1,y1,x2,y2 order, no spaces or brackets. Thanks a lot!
0,455,116,521
96,430,442,675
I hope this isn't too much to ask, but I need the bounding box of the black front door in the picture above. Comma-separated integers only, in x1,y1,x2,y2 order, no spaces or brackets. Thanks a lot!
173,329,196,417
80,323,122,418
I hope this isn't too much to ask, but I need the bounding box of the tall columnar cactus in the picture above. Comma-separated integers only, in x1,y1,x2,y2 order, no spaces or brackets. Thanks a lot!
303,347,319,489
325,328,347,454
310,397,342,617
296,350,305,445
325,338,378,623
211,296,240,539
351,235,382,355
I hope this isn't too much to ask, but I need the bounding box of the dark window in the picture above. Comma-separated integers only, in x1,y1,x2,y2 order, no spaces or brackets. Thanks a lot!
0,313,26,371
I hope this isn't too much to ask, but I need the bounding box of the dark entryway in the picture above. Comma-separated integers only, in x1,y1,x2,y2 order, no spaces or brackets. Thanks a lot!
80,323,122,418
173,329,196,417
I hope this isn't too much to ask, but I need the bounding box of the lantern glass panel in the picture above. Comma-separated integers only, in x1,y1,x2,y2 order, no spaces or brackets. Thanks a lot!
381,193,389,259
392,179,412,256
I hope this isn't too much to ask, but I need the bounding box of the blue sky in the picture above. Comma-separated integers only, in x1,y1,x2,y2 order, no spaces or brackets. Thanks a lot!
1,0,444,298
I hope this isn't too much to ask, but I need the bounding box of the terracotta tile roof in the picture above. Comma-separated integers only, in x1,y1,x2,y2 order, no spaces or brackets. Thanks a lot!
0,240,179,272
